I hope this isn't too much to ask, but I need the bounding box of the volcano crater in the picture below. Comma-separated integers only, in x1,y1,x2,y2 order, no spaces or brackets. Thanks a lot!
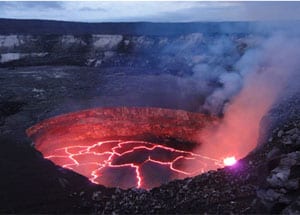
27,107,221,189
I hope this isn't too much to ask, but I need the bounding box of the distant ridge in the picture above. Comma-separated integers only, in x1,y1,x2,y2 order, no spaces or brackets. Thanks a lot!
0,18,252,35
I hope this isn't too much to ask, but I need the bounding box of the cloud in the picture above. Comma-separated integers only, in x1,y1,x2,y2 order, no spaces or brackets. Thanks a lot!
79,7,107,12
0,1,63,10
0,1,299,22
138,2,300,22
238,2,300,21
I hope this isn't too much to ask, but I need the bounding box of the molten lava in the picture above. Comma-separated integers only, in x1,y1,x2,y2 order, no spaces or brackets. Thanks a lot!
223,156,237,166
27,107,226,189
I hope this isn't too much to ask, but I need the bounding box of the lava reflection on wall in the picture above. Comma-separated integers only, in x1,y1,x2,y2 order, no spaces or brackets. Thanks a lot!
27,107,222,189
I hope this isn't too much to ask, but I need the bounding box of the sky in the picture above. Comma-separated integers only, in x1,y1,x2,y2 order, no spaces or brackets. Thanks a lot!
0,1,300,22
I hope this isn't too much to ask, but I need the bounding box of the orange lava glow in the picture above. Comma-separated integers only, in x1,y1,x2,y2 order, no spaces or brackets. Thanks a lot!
27,107,225,189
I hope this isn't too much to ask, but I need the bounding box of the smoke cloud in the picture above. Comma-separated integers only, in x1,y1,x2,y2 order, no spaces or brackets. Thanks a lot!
195,32,300,161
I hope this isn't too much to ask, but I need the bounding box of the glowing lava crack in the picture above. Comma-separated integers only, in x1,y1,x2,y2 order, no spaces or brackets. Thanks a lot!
45,140,222,189
27,107,225,189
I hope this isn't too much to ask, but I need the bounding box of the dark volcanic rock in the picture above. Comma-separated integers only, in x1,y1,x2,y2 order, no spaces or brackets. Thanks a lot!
255,117,300,214
0,101,25,116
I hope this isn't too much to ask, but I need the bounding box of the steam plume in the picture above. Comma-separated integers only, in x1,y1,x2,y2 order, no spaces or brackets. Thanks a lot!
196,33,300,161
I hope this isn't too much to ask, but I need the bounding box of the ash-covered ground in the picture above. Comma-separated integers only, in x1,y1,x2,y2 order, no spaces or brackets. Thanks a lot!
0,20,300,214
